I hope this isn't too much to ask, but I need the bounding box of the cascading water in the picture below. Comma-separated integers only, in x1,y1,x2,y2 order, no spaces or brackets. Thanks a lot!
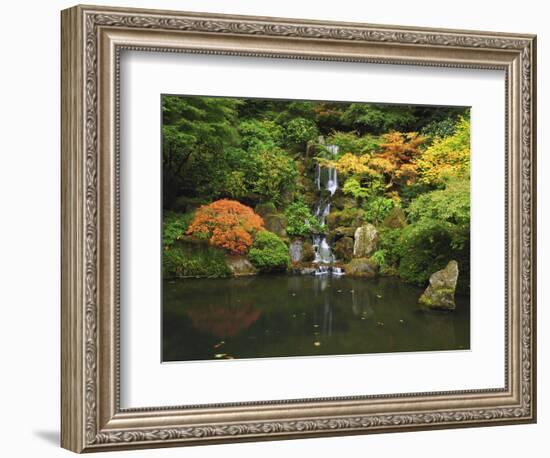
311,144,343,275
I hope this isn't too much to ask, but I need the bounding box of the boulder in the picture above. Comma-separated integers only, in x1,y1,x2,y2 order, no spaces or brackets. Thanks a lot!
332,195,357,211
302,241,315,262
328,226,355,243
326,208,365,230
225,255,258,277
334,237,354,262
418,261,459,311
344,258,378,278
263,213,287,238
353,224,379,258
289,239,303,263
383,207,407,229
254,202,277,218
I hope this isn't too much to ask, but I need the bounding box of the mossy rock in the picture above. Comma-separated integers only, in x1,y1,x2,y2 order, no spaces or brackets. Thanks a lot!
418,261,459,311
226,255,259,277
255,202,277,218
344,258,378,278
383,207,407,229
326,208,365,230
171,196,207,213
302,241,315,262
263,213,287,237
332,195,357,211
334,237,354,262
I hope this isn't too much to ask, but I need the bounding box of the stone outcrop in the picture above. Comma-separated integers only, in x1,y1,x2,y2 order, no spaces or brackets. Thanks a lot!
353,224,379,258
344,258,378,278
225,255,258,277
383,207,407,229
418,260,459,310
262,213,287,238
334,237,354,262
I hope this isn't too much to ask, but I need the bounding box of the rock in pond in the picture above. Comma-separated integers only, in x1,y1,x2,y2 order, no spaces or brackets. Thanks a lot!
353,224,379,258
344,258,378,278
418,260,459,310
226,255,258,277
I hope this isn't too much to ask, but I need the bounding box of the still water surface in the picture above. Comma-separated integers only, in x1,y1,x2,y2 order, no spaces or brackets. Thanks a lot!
162,275,470,362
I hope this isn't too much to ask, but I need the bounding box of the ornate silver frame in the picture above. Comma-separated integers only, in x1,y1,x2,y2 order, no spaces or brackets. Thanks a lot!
61,4,537,453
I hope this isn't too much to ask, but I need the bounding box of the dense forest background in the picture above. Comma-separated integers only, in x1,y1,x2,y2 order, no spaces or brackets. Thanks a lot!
162,96,470,293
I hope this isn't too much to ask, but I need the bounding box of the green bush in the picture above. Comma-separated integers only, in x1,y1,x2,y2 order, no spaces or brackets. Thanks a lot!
248,231,290,273
363,196,395,225
163,242,231,278
285,118,319,149
285,200,323,237
396,219,455,285
162,211,195,247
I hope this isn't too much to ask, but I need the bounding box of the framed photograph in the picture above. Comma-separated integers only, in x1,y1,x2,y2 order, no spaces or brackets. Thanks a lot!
61,4,537,453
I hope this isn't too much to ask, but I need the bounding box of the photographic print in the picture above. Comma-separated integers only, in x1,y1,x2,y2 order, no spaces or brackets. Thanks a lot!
161,96,471,362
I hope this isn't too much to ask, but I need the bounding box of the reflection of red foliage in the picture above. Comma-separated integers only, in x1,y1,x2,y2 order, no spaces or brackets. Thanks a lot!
186,199,264,254
186,303,261,338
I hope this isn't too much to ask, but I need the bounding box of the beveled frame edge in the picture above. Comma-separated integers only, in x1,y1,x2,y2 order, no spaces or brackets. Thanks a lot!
60,4,537,453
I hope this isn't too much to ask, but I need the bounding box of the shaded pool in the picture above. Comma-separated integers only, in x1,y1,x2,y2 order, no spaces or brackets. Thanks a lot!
162,275,470,362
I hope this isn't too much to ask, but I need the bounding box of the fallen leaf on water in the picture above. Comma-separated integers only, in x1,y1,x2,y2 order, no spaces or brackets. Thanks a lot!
376,321,385,327
214,353,227,359
213,341,225,349
376,294,382,298
314,341,321,347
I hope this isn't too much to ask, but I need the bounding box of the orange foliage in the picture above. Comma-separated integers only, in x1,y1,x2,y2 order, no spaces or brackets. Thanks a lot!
186,199,264,254
373,131,426,188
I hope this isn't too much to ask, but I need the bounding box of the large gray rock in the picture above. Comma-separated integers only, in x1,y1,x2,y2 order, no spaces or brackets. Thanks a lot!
353,224,379,258
344,258,378,278
288,239,315,263
418,261,459,310
289,239,303,263
225,255,258,277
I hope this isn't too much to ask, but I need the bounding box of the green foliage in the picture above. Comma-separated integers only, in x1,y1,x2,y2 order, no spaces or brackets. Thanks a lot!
370,250,388,270
249,231,290,273
238,119,284,151
363,196,395,225
407,180,470,230
396,220,454,284
162,211,195,247
163,242,231,278
285,117,319,149
342,176,385,201
251,148,297,204
162,95,241,204
326,131,380,156
285,201,323,237
340,104,417,135
417,117,470,186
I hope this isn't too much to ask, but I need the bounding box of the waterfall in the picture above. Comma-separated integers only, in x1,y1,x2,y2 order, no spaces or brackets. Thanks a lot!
311,144,343,275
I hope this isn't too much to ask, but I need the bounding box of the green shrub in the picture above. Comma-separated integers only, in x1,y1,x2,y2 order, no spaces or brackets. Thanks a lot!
285,200,323,237
162,211,195,248
285,118,319,149
248,231,290,273
363,196,395,225
396,219,456,285
163,242,231,278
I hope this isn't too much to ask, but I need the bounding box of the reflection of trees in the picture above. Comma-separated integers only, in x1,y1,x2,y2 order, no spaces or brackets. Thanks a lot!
185,303,261,338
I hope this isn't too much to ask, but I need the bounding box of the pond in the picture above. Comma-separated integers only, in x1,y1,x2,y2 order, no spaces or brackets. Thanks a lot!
162,275,470,362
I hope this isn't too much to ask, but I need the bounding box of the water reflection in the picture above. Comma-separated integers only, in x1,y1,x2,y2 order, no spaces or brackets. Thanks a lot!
162,275,470,362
